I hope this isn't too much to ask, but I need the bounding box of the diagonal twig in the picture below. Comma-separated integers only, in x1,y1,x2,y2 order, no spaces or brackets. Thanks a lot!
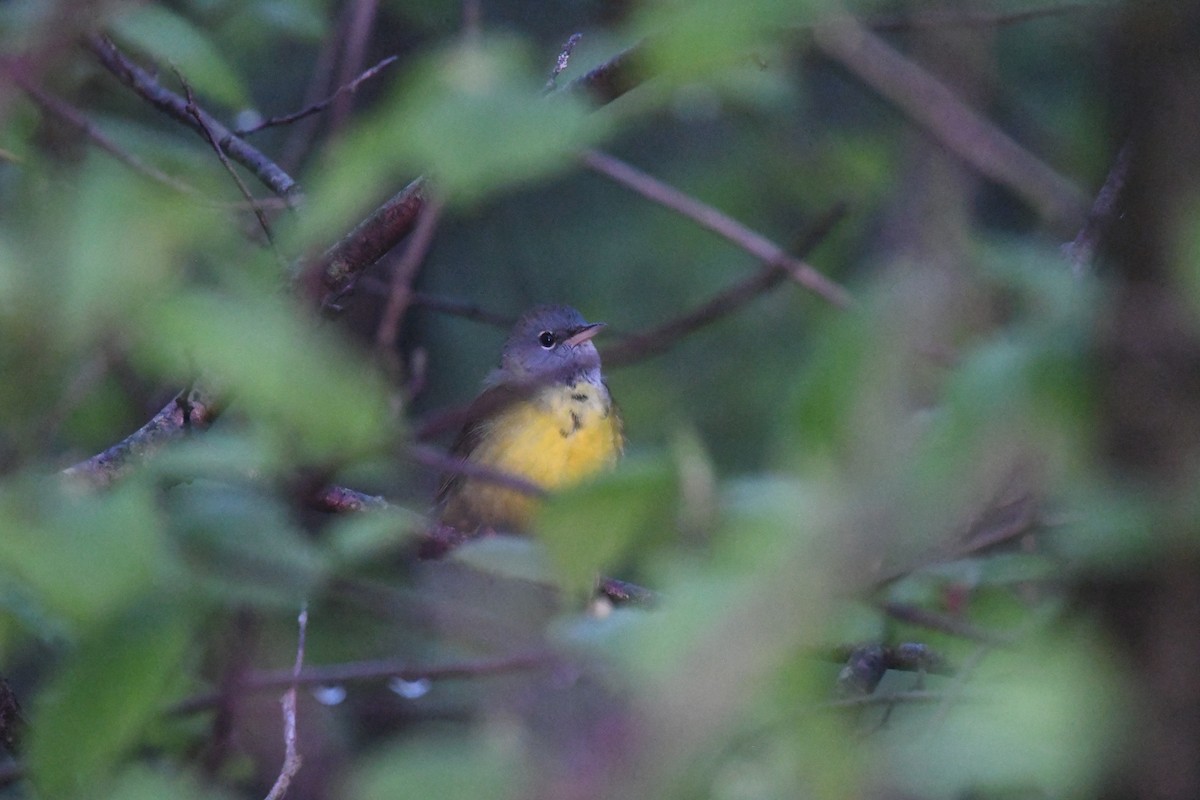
604,203,848,366
812,16,1087,234
238,55,398,136
582,149,854,309
1063,141,1132,276
376,197,445,370
178,73,279,256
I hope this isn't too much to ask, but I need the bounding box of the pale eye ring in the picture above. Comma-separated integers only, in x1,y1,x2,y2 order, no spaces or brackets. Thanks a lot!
537,330,555,349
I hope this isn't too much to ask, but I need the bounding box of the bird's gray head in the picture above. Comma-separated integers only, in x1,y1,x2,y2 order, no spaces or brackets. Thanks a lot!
492,304,605,386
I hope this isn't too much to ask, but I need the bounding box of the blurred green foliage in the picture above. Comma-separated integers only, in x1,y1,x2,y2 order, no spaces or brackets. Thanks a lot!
0,0,1170,798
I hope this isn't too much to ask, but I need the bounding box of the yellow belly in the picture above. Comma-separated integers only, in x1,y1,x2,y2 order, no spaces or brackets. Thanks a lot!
441,381,623,532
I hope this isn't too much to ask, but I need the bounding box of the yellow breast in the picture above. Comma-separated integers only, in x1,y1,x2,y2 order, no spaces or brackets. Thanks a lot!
440,379,623,532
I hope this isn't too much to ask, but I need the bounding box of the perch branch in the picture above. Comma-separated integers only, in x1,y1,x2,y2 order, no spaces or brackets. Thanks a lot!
62,387,220,488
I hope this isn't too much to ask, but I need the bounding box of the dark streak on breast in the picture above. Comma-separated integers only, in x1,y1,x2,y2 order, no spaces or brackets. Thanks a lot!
570,410,582,432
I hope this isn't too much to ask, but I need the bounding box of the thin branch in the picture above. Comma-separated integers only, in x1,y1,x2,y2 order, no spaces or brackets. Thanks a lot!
178,73,278,254
305,176,428,306
238,56,398,136
1063,140,1132,276
85,35,302,208
263,606,307,800
62,387,220,488
376,197,445,370
330,0,380,134
582,149,854,309
16,78,201,196
604,203,847,367
812,16,1087,234
171,650,552,715
868,3,1101,33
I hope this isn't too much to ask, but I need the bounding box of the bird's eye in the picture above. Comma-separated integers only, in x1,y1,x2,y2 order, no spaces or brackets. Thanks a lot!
537,330,556,349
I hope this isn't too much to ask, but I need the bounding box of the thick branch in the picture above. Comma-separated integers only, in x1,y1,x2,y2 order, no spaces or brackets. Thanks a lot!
62,387,220,488
85,35,302,208
304,176,428,305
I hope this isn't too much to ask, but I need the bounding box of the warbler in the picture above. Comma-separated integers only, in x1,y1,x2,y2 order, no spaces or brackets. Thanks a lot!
436,304,624,534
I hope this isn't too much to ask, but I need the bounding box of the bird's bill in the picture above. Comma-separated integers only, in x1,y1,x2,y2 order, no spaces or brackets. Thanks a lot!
564,322,605,347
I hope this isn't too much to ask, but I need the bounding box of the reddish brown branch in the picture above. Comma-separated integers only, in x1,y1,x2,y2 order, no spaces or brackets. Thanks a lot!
305,176,428,306
582,150,854,309
62,387,221,488
85,35,302,208
812,17,1087,234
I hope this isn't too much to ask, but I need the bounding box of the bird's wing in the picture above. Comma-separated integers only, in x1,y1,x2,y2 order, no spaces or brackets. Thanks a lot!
433,381,529,507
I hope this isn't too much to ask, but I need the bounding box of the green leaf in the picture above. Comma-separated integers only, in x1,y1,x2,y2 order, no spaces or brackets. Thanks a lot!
633,0,831,84
310,33,604,224
880,629,1124,798
133,290,393,461
352,731,518,800
27,605,192,800
0,476,170,632
534,456,676,599
165,480,326,607
110,5,250,108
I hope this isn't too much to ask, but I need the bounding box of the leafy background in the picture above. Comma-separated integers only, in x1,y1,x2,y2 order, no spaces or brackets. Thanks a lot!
0,1,1195,799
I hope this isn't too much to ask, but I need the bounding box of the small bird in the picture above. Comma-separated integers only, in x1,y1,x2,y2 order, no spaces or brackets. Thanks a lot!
436,304,624,535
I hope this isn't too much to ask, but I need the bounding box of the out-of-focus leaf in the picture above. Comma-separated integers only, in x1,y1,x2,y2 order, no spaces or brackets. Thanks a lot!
57,159,201,348
307,33,603,239
450,535,554,586
0,476,169,632
134,290,392,461
223,0,327,42
877,628,1124,798
633,0,830,84
327,503,425,564
101,765,231,800
352,730,518,800
27,604,192,800
165,480,325,607
534,456,676,599
110,5,250,108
